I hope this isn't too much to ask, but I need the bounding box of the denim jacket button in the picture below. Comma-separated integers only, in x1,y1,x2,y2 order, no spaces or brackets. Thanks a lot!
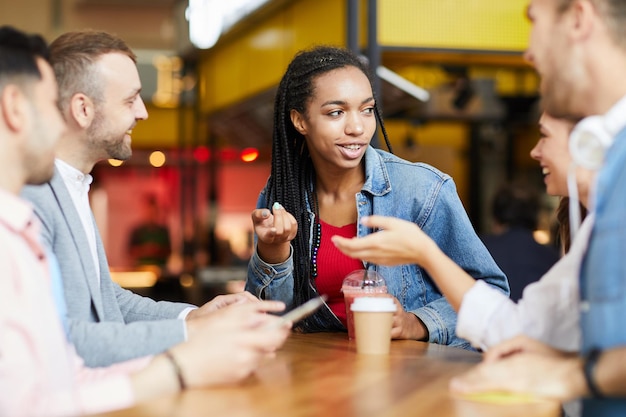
262,267,271,274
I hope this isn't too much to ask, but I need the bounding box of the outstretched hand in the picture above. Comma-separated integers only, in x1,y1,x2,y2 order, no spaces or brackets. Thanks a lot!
449,336,583,401
332,215,436,266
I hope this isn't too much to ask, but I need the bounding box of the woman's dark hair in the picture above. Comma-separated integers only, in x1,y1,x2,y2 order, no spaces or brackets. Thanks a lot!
555,197,588,253
264,45,392,332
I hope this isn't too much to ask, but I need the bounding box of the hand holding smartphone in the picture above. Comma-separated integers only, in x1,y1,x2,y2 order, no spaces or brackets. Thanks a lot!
276,295,327,327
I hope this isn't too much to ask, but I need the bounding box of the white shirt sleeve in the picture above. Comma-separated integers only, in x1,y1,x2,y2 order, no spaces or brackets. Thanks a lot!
457,280,520,351
456,215,594,352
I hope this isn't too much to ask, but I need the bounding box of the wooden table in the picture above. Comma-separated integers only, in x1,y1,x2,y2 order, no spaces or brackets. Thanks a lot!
91,332,561,417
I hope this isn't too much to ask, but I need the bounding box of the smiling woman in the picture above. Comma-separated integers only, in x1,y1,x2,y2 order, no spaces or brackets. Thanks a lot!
531,113,576,198
245,45,508,349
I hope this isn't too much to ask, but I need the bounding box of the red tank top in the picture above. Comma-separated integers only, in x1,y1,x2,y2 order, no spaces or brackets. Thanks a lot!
314,220,363,327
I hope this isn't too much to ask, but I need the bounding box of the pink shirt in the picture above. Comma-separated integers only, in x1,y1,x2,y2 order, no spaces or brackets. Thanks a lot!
0,189,148,416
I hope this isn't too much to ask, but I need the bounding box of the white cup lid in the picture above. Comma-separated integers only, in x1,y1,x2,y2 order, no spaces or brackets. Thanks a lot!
350,296,397,312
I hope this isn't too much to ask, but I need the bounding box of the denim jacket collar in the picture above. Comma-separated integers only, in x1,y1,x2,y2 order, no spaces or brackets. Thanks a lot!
362,146,392,197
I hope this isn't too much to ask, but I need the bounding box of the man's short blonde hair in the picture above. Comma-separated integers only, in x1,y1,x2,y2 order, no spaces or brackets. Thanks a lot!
49,31,136,112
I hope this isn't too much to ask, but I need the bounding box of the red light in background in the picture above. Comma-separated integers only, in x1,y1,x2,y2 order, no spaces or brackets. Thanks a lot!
193,146,259,163
240,147,259,162
220,147,238,161
193,146,210,163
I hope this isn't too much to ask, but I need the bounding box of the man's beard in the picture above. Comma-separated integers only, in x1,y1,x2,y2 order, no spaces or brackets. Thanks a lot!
88,114,132,161
540,50,587,120
103,138,132,161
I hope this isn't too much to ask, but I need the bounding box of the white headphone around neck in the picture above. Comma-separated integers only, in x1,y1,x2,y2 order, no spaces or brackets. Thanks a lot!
569,115,614,170
567,115,614,240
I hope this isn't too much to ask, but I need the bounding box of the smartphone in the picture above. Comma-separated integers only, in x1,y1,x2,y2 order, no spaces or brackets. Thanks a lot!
279,295,327,325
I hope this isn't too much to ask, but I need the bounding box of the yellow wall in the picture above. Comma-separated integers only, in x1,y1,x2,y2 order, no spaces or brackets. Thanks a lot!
379,0,530,51
199,0,346,114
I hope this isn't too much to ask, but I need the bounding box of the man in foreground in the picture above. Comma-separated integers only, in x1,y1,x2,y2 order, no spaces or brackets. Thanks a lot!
451,0,626,402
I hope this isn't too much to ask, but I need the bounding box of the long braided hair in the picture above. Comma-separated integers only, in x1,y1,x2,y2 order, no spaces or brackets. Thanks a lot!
264,46,392,332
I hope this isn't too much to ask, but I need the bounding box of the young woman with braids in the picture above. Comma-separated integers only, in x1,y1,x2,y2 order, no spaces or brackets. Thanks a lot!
334,112,595,352
245,46,508,349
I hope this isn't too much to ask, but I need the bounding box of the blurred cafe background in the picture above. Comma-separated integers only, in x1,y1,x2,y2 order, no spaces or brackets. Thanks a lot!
0,0,550,304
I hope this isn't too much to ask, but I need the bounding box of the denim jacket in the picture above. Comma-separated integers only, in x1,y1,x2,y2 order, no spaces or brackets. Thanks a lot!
580,127,626,354
246,147,509,348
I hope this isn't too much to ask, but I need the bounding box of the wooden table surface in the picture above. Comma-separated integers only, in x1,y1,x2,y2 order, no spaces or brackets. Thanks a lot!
91,332,562,417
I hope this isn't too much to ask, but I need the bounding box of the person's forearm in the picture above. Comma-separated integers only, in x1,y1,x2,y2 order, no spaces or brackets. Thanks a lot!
417,242,476,312
256,241,290,264
68,318,187,367
131,353,180,403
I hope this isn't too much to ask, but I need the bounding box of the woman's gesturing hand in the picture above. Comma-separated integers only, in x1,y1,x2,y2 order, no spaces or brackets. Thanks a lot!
251,202,298,264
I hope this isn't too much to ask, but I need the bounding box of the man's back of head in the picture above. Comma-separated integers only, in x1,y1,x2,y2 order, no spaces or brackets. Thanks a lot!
0,26,62,190
0,26,49,90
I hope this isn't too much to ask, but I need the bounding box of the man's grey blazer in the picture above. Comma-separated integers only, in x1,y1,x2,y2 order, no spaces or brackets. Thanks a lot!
22,169,194,367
